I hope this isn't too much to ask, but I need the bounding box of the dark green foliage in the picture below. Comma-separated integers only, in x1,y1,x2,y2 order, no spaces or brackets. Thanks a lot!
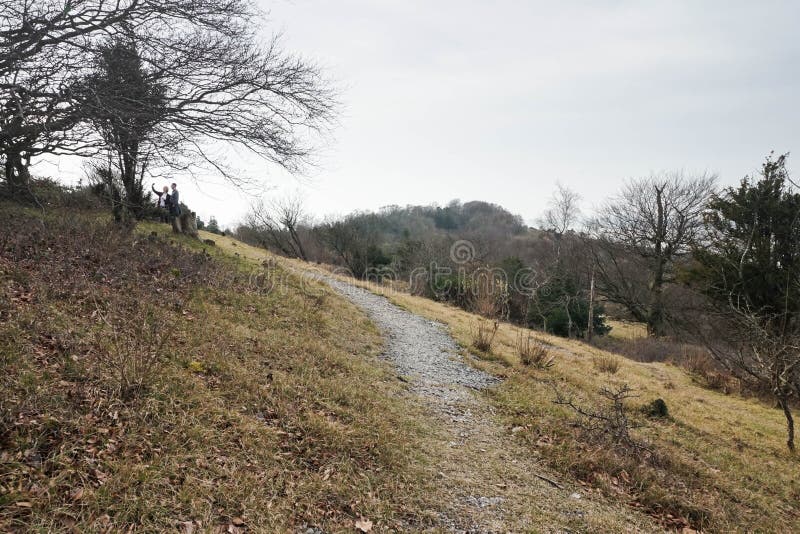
427,272,471,308
84,40,167,221
527,273,610,338
643,398,669,419
433,206,459,230
688,153,800,451
692,153,800,327
366,245,391,269
393,229,425,274
205,216,222,235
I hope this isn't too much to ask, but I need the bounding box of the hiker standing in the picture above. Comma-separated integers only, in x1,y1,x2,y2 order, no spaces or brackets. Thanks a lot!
169,182,182,217
169,182,184,232
151,184,170,222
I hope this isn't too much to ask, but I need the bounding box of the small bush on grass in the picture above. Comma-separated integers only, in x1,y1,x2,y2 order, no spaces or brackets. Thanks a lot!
95,303,171,400
516,331,554,369
554,383,646,454
471,320,498,352
592,354,620,374
642,398,669,419
541,379,715,530
684,351,739,394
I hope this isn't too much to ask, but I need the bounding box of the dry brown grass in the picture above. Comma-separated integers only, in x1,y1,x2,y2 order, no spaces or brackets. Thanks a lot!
0,207,439,532
516,331,554,369
471,319,498,352
592,354,620,374
594,334,744,395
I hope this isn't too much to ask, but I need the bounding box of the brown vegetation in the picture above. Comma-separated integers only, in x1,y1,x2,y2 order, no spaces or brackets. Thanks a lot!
0,206,436,531
516,331,554,369
471,320,498,353
592,354,620,374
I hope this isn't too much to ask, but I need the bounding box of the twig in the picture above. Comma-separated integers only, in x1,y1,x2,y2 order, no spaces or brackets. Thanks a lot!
533,472,563,489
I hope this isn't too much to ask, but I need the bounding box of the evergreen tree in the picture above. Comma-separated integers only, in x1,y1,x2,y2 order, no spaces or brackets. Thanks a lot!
206,216,222,235
527,271,610,338
691,153,800,450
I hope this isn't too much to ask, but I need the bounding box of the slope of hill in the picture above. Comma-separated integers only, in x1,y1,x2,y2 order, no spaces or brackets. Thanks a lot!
0,205,440,532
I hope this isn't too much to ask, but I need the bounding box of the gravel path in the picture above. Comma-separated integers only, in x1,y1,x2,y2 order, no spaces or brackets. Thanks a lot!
304,273,513,532
321,276,497,401
301,270,662,534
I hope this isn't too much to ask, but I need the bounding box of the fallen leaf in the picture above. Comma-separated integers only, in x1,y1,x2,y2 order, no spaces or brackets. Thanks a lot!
232,517,245,526
178,521,198,534
70,487,84,501
355,517,373,532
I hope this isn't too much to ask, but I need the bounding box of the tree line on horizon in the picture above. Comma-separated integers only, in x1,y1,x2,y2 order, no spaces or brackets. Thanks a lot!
237,154,800,451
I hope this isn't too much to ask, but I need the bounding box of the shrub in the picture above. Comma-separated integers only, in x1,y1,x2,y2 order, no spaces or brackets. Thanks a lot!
471,320,498,352
95,303,171,400
684,351,740,394
516,331,554,369
643,398,669,419
554,383,647,454
593,354,620,374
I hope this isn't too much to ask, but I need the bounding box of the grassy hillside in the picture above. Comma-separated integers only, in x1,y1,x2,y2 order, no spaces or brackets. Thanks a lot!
270,257,800,533
4,204,799,532
0,206,440,532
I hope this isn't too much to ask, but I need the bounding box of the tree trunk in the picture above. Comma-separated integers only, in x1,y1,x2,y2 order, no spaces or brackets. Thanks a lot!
779,396,795,452
648,185,667,337
3,148,31,194
289,226,307,261
172,213,183,234
587,266,596,341
120,146,145,220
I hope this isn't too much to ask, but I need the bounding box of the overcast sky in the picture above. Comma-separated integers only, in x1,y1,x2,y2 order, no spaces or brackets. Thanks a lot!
40,0,800,229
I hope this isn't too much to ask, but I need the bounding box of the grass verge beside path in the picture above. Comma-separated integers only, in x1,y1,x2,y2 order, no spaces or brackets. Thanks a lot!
1,209,439,532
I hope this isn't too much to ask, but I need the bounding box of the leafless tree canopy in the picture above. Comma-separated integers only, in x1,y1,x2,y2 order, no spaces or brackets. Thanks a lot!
245,195,309,260
540,182,581,235
589,172,716,335
1,0,335,194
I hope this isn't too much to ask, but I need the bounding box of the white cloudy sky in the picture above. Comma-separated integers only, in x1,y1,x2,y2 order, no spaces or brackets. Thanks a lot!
39,0,800,229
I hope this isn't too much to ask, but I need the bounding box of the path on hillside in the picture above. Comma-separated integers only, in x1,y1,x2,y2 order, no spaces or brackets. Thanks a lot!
302,271,661,534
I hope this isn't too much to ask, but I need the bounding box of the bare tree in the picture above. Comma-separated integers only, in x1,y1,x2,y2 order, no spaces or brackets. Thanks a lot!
1,0,335,198
540,182,582,235
701,307,800,451
246,195,309,260
553,383,648,454
589,172,716,336
1,0,240,189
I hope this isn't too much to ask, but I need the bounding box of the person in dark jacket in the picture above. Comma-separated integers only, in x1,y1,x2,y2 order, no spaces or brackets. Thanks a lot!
169,183,181,217
152,183,170,222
